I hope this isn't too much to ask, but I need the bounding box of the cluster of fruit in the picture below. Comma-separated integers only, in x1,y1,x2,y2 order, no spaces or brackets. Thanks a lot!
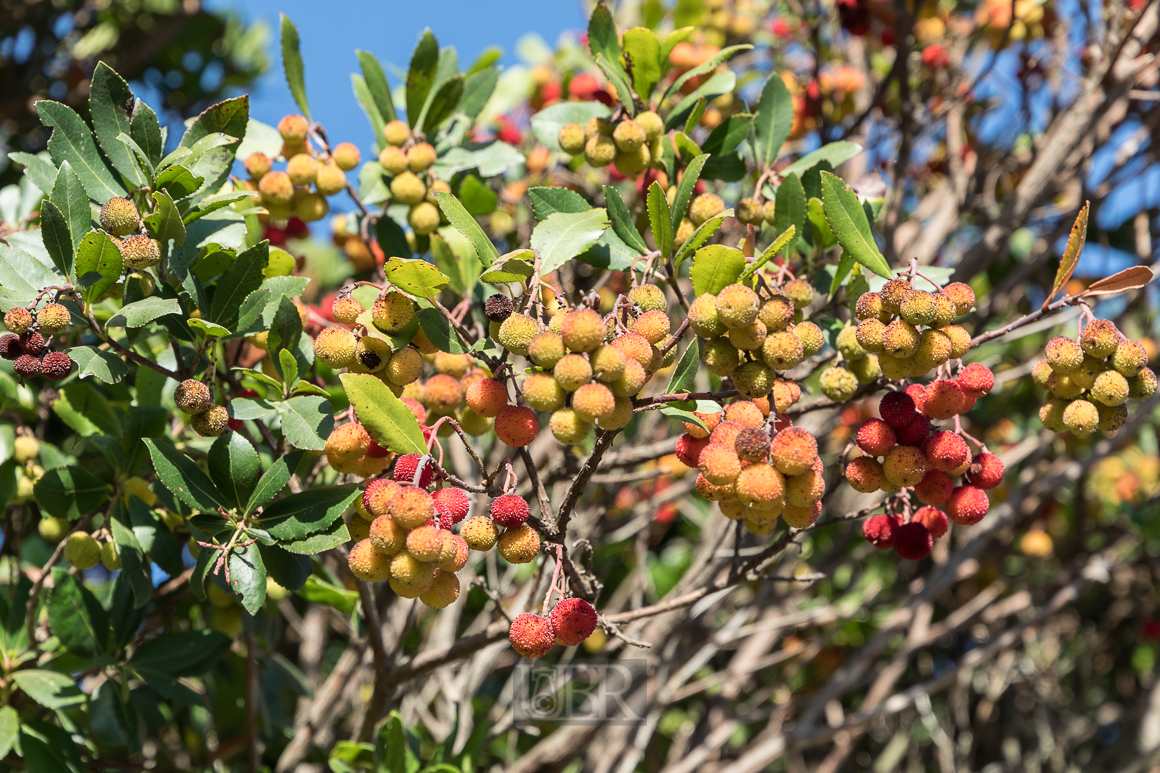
241,114,360,223
491,287,674,444
688,280,823,400
346,452,543,608
1033,319,1157,436
821,278,976,400
677,398,824,535
557,112,666,178
845,385,1003,559
174,378,231,438
374,119,449,236
8,435,46,509
508,598,599,659
1,303,74,381
323,421,391,478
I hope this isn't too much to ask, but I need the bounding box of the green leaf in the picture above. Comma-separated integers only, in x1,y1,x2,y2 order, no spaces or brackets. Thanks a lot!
259,543,311,592
753,74,793,168
39,201,74,280
479,250,534,283
740,225,797,282
145,438,227,512
602,186,648,254
430,229,482,295
246,450,304,515
647,181,672,256
281,395,334,452
669,154,708,233
51,162,89,272
417,307,467,353
280,517,349,555
259,485,359,542
594,54,635,112
820,172,891,279
357,50,397,129
280,15,310,118
664,44,751,104
529,186,589,218
375,712,408,773
588,3,624,75
106,297,181,328
92,679,137,750
89,63,147,187
458,66,499,122
435,140,523,177
385,258,450,298
0,706,17,760
74,231,122,304
35,99,124,201
228,541,267,615
703,114,754,156
299,576,359,614
211,240,268,328
352,74,387,153
130,100,163,167
406,30,440,129
208,432,261,512
53,383,120,437
830,250,855,296
129,630,231,676
47,569,109,656
33,466,108,520
68,345,130,384
666,71,736,130
780,142,864,178
341,373,427,455
660,405,709,431
418,74,465,134
143,191,185,262
12,670,85,709
690,245,746,295
530,101,612,151
774,174,807,257
116,131,154,179
623,27,662,100
127,496,182,577
458,175,498,216
674,209,732,267
433,192,499,267
178,96,248,192
8,151,58,195
532,209,610,276
187,318,230,339
20,721,85,773
267,295,303,382
665,340,699,394
154,164,204,200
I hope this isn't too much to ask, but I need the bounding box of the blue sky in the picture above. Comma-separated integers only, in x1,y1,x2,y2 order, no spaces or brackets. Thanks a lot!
207,0,587,150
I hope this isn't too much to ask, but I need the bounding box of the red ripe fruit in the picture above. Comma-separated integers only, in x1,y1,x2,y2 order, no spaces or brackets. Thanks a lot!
947,485,989,525
905,384,927,415
394,453,437,488
0,334,22,360
494,406,540,447
439,510,455,530
913,506,948,540
913,470,954,507
922,380,965,420
855,418,896,457
490,494,530,528
966,453,1004,489
879,391,918,428
863,513,901,548
508,613,555,659
958,363,994,395
400,397,427,425
549,597,598,646
923,431,969,472
433,487,471,523
40,351,73,381
13,355,41,379
895,415,932,447
675,433,710,467
366,439,391,458
893,522,933,560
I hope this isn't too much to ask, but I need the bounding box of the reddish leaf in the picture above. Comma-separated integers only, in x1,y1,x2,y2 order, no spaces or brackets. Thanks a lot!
1042,202,1088,310
1081,266,1156,298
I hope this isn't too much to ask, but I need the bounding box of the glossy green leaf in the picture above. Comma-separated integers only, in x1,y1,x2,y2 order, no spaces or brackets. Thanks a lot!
780,142,863,178
623,27,662,99
145,438,227,512
341,373,427,455
406,30,439,129
740,225,796,282
479,250,534,283
418,74,464,133
820,172,891,279
106,297,181,328
49,161,90,276
129,630,231,676
665,339,699,395
774,174,806,257
703,114,754,156
281,395,334,452
89,63,147,187
8,151,58,195
130,99,164,167
385,257,450,298
35,99,124,201
673,209,732,267
602,185,648,254
666,71,736,130
647,181,672,256
33,465,109,520
68,346,130,384
279,517,349,555
259,484,359,542
154,164,203,200
228,541,266,615
47,569,108,656
210,240,268,328
532,209,610,276
357,50,396,129
208,432,261,512
690,245,746,295
39,201,74,280
246,450,305,515
259,543,312,592
299,576,359,614
75,231,122,305
753,74,793,168
0,706,17,760
12,670,84,709
280,15,310,118
433,191,499,267
669,154,708,233
417,307,468,354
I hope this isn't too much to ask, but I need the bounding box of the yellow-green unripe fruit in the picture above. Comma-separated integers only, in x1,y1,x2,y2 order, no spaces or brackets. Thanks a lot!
408,202,441,235
1045,336,1083,373
736,198,765,225
314,327,357,369
613,145,650,177
383,120,411,147
390,171,426,205
13,435,39,464
1062,398,1099,435
850,354,881,383
635,111,664,140
258,171,295,205
372,291,414,333
127,270,155,298
585,135,617,167
13,475,34,503
1031,359,1054,389
759,295,794,332
1068,355,1104,390
407,142,437,173
379,146,409,175
315,162,348,196
1039,398,1067,431
584,116,613,138
295,191,329,222
930,293,957,327
420,570,461,609
733,361,773,399
855,292,884,320
389,552,436,590
405,524,446,562
460,516,499,551
688,193,725,226
899,290,937,326
912,329,951,370
348,539,392,582
590,345,626,383
38,516,69,543
612,119,646,152
882,445,927,488
191,405,230,437
118,235,161,269
549,407,592,444
1129,368,1157,400
782,279,814,311
715,284,760,329
174,379,213,414
610,358,647,397
560,308,605,353
4,307,33,334
882,320,920,358
1091,370,1129,406
597,396,634,430
353,336,390,374
703,338,739,377
287,153,318,186
879,278,910,315
558,123,587,155
497,313,540,356
64,532,100,569
794,322,825,357
36,303,71,335
761,331,804,371
1079,319,1119,358
1111,340,1148,377
688,294,726,338
1097,402,1127,433
1047,371,1084,399
497,524,541,564
278,114,309,143
627,285,666,312
386,346,423,385
528,331,566,369
944,325,972,359
100,541,121,571
819,366,859,401
332,142,360,171
835,325,866,361
762,199,777,224
522,372,566,411
245,152,272,178
727,318,767,352
100,197,140,236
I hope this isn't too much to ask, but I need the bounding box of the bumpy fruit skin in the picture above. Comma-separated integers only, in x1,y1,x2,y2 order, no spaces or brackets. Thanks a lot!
510,613,555,658
369,514,407,556
432,487,471,525
850,351,880,383
856,419,896,457
958,363,994,395
883,445,927,487
736,197,765,225
855,292,885,321
349,539,392,582
688,193,725,226
3,310,31,337
314,327,357,369
913,506,948,539
879,279,911,315
406,524,446,562
947,485,989,525
438,535,470,572
561,308,605,352
845,456,884,493
387,487,434,530
590,345,627,383
384,347,422,386
245,153,272,178
1079,319,1119,358
612,119,647,152
761,331,804,371
942,282,975,315
390,171,427,205
1045,336,1084,373
930,293,957,327
551,598,599,646
13,435,39,464
715,284,760,329
326,423,371,462
408,202,441,235
699,443,743,485
1111,340,1148,377
966,453,1004,489
760,295,794,332
1129,368,1158,400
585,134,617,166
419,570,461,608
1097,402,1128,433
35,303,71,335
528,331,566,369
383,120,410,146
943,325,972,359
724,401,764,428
465,378,508,418
278,114,309,143
835,325,866,361
882,320,920,359
914,470,953,506
627,285,665,313
688,294,725,338
549,408,591,444
770,428,817,475
922,380,965,419
13,355,41,379
1062,398,1099,435
899,290,937,326
632,310,671,345
924,431,969,472
64,532,100,569
734,463,785,508
39,515,69,542
785,468,825,508
484,293,515,323
495,406,540,447
558,123,587,154
498,314,540,356
819,366,859,402
394,453,437,488
498,524,541,564
703,338,739,378
1038,398,1067,432
422,374,463,412
100,197,140,236
893,522,933,560
40,351,72,381
782,279,814,311
782,502,821,529
572,383,616,423
734,427,770,462
676,433,711,467
793,322,826,358
118,234,161,269
1091,370,1129,407
191,405,230,437
0,334,21,359
461,516,500,551
100,541,121,570
491,494,531,529
733,361,773,399
522,372,566,411
372,292,415,333
389,552,436,591
863,514,899,548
